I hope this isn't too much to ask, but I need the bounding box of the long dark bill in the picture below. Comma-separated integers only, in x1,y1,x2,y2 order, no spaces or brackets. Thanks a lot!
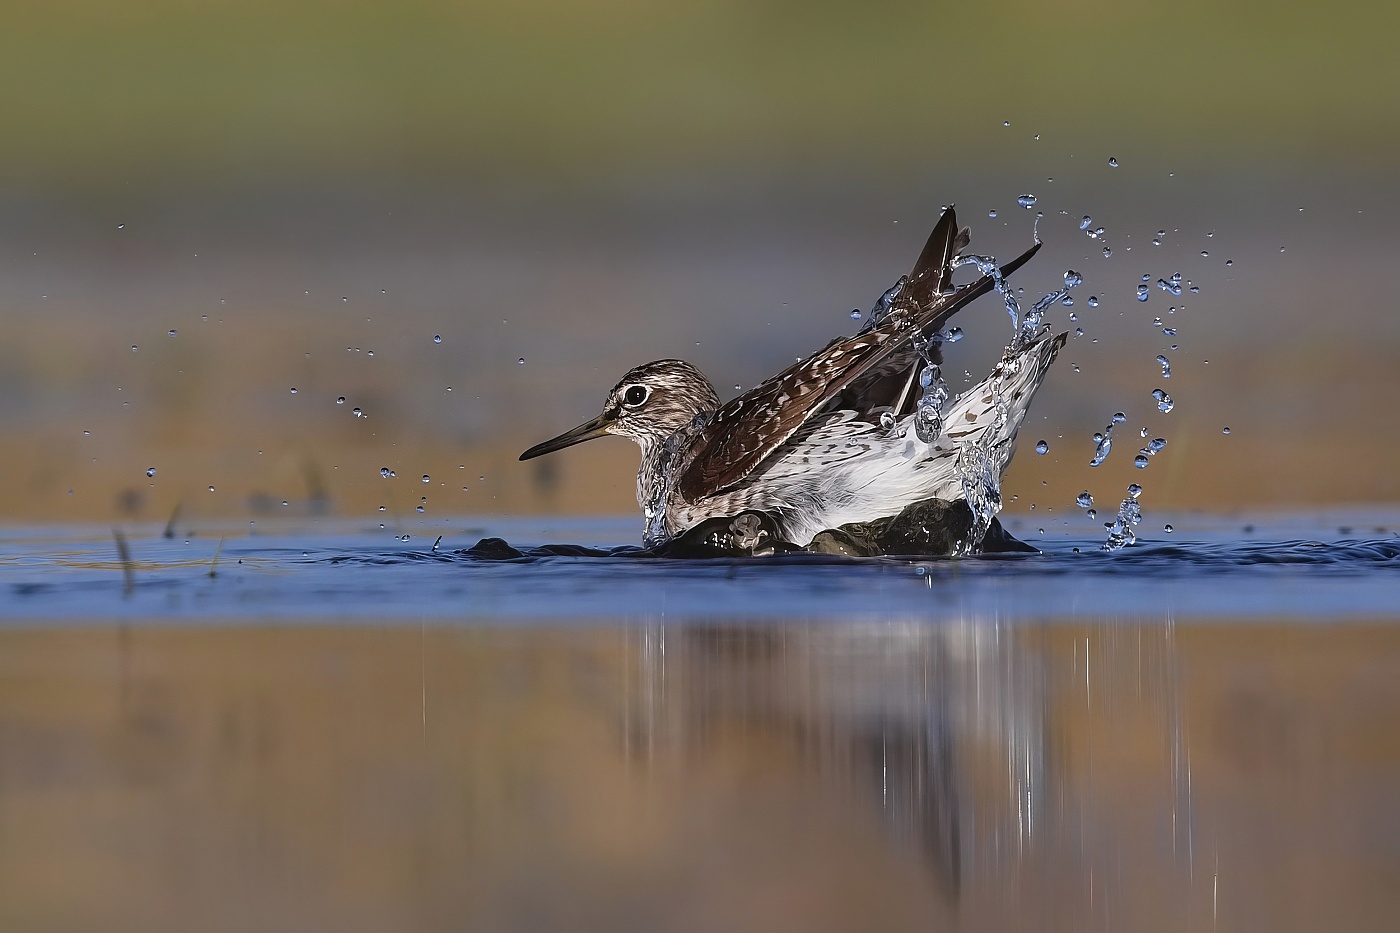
518,414,612,461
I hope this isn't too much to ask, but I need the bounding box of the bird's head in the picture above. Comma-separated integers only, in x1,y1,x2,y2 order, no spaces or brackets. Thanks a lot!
519,359,720,461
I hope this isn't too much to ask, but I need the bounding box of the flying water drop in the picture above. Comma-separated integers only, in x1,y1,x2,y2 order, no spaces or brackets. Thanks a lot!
1090,429,1113,466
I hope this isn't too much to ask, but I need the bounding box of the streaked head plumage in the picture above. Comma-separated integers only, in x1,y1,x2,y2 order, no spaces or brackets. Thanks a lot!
519,359,719,461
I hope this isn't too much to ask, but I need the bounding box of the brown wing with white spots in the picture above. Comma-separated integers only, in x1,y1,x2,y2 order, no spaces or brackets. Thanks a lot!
678,209,1042,500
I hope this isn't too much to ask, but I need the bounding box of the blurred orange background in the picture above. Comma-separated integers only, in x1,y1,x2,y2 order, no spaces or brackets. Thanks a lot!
1,0,1396,526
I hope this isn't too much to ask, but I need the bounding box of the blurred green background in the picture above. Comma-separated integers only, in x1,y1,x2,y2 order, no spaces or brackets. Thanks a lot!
1,0,1396,525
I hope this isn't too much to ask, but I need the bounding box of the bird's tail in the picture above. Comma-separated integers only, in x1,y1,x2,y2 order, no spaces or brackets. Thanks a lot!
939,326,1068,474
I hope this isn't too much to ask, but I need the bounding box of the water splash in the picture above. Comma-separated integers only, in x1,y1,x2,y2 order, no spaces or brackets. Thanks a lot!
1103,484,1144,551
957,441,1002,556
913,360,950,443
862,275,909,330
955,254,1018,331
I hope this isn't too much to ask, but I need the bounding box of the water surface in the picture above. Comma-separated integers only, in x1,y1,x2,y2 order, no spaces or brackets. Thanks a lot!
1,513,1397,931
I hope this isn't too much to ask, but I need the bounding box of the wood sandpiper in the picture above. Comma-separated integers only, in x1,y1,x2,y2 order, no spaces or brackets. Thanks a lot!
520,208,1066,548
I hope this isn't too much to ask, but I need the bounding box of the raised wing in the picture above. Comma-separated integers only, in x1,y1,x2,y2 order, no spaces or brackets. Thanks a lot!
676,208,1040,501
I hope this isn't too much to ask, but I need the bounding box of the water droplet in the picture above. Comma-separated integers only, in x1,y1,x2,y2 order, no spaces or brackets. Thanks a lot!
1222,426,1231,435
117,223,126,230
1079,216,1093,231
416,505,425,513
353,408,363,417
1127,483,1142,498
1152,388,1174,413
289,387,298,394
1090,429,1113,466
1148,437,1167,453
208,485,215,493
1200,250,1209,257
1134,454,1149,468
1064,269,1082,288
1164,523,1174,533
518,358,525,365
1102,246,1113,258
1003,120,1010,127
1074,327,1084,337
168,329,177,338
944,326,963,342
1086,296,1099,308
1076,491,1094,508
131,345,138,352
1136,284,1149,301
421,475,431,484
1112,411,1126,424
145,468,156,478
337,396,345,405
988,209,998,219
850,309,862,319
1162,327,1177,337
1157,354,1172,378
1035,439,1049,454
1017,194,1037,208
1108,157,1119,167
1086,509,1096,519
433,334,442,344
1225,259,1233,267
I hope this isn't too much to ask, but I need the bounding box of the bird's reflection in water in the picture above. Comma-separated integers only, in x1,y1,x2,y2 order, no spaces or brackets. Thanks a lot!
622,620,1066,905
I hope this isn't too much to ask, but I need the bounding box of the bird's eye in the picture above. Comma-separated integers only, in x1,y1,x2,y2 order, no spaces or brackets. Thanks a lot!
623,385,649,407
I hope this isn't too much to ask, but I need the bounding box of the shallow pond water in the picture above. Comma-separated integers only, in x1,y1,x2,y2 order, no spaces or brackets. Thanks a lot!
1,512,1398,931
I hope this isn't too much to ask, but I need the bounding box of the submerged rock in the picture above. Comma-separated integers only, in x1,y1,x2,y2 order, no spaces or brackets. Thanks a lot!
809,498,1032,557
660,499,1035,558
464,537,525,560
465,499,1034,561
651,510,803,558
